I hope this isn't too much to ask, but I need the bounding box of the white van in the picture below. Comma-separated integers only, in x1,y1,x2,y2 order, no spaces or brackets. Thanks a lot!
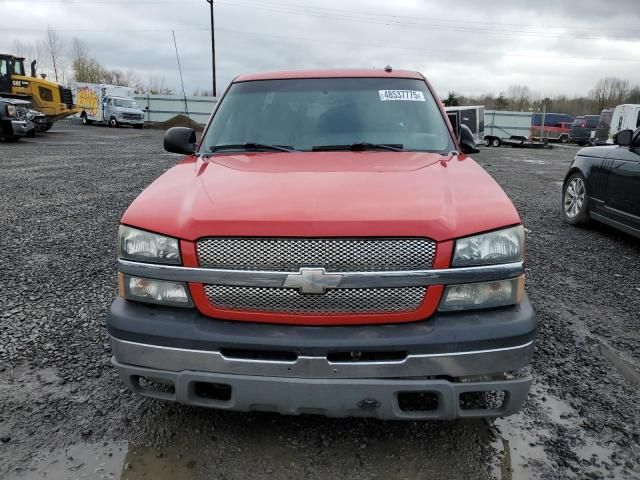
608,104,640,142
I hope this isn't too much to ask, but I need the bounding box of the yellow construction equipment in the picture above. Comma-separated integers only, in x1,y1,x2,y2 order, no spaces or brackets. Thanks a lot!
0,53,77,130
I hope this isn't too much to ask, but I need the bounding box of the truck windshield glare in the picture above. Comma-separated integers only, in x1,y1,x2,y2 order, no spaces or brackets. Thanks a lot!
114,99,137,108
201,78,454,154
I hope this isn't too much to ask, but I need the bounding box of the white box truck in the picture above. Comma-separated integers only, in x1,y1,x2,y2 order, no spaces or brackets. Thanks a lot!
73,83,145,128
608,104,640,143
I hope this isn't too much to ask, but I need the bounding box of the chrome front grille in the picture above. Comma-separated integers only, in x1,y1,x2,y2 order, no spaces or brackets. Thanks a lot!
196,238,436,272
204,285,426,314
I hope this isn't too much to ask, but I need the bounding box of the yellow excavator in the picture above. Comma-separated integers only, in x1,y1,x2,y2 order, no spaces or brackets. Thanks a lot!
0,53,77,130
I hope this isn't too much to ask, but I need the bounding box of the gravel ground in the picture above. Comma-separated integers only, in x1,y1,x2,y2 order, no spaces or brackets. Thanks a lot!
0,123,639,480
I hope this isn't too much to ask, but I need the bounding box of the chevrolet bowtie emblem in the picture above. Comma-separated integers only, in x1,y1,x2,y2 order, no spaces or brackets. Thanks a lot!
282,268,343,294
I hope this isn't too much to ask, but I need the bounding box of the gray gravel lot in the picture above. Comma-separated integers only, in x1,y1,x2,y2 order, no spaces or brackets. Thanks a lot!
0,123,639,480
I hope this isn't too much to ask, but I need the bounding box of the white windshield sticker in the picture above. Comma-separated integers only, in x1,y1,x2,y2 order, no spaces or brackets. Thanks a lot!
379,90,425,101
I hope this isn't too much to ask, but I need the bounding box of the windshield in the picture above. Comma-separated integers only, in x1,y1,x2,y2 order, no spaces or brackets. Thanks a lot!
13,59,25,76
114,99,137,108
201,77,454,153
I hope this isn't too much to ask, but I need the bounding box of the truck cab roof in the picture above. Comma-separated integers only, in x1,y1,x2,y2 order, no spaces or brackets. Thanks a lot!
234,68,424,82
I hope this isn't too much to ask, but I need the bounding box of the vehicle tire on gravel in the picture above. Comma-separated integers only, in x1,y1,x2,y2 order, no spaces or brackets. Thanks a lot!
109,117,118,128
563,172,590,225
81,113,92,125
491,137,501,147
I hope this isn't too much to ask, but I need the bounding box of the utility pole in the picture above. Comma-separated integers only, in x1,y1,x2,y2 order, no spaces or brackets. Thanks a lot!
206,0,217,97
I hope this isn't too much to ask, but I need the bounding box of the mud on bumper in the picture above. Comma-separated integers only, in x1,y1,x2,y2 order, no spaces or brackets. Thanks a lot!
112,357,531,420
108,296,536,420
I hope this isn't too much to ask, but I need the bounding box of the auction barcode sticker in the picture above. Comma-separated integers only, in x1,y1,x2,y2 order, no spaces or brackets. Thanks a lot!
379,90,425,101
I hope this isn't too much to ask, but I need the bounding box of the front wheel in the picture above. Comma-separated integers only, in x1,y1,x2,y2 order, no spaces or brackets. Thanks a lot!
491,137,501,148
563,173,590,225
109,117,118,128
560,135,569,143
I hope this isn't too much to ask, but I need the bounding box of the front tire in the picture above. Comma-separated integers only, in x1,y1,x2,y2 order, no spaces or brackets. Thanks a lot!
563,172,590,225
109,117,118,128
491,137,501,148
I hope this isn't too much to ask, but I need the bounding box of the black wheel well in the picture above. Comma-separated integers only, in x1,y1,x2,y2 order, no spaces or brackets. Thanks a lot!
563,167,585,188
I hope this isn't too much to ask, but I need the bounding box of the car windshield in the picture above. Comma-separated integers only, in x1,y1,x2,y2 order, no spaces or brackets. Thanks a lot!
114,99,137,108
201,77,454,153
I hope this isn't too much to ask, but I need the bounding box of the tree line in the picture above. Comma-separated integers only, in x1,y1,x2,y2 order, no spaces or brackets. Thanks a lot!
444,78,640,116
13,27,174,95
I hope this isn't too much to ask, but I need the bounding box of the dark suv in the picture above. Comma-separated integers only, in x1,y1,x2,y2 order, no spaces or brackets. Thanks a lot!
0,97,31,141
570,115,599,145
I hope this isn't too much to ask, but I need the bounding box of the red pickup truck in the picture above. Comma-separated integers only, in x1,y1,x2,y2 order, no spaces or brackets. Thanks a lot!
109,69,536,419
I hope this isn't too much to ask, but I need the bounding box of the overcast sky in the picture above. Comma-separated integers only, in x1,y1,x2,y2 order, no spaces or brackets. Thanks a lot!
2,0,639,98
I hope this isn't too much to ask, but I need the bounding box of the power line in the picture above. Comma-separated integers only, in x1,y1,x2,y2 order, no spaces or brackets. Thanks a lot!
12,0,640,36
1,21,639,63
217,0,640,42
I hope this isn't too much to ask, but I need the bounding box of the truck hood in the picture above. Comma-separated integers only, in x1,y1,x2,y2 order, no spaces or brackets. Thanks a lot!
122,151,521,242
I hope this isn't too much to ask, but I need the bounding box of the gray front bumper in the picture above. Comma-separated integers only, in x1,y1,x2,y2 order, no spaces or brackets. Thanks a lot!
112,358,531,420
108,296,536,419
110,336,533,420
10,120,29,136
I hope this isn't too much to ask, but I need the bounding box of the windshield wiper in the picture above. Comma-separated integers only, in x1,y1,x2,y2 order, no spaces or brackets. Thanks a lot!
209,143,294,153
312,142,404,152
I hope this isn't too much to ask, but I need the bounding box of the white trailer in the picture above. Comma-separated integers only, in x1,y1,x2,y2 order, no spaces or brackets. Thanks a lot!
484,110,533,147
73,83,145,128
608,104,640,143
444,106,485,145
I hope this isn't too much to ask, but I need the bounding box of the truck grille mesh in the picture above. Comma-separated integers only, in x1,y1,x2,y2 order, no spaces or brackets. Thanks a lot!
196,238,436,272
204,285,426,314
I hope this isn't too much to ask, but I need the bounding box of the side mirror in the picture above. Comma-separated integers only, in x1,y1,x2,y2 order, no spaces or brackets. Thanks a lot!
614,129,633,147
164,127,196,155
459,124,479,154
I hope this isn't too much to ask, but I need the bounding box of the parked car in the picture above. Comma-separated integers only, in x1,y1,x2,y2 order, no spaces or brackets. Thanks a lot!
570,115,599,145
530,113,574,143
26,107,48,136
109,68,536,420
563,128,640,238
593,108,614,144
0,97,32,141
608,104,640,142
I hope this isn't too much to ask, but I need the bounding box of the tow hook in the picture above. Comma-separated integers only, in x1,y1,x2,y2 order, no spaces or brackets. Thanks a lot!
357,398,381,411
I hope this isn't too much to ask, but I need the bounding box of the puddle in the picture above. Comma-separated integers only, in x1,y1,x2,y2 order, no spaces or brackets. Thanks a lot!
599,342,640,386
3,442,197,479
494,385,627,479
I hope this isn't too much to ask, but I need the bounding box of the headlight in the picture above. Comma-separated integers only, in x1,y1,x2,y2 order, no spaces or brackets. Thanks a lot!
452,226,524,267
118,226,180,264
6,105,16,117
439,276,524,311
119,274,192,307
